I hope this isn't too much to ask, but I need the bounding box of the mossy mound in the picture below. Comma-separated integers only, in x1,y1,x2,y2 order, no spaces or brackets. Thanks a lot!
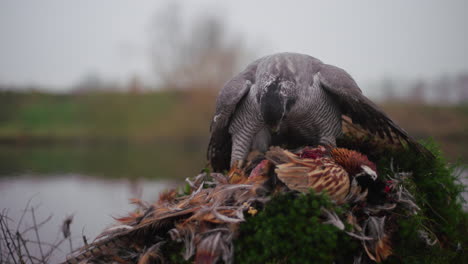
234,139,467,263
65,138,466,264
235,191,358,263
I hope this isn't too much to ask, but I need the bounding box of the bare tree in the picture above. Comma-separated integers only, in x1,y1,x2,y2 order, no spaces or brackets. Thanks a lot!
408,80,426,104
149,3,249,90
433,75,452,104
456,73,468,103
382,78,397,102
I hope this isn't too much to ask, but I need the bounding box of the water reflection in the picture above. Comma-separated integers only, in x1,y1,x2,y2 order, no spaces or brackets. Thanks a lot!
0,143,205,179
0,174,179,263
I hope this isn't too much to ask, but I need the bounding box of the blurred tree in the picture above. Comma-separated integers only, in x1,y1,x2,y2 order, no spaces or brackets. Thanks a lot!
149,2,249,91
128,75,143,94
71,72,122,93
433,75,452,104
408,80,426,104
382,78,397,102
72,72,103,93
456,73,468,103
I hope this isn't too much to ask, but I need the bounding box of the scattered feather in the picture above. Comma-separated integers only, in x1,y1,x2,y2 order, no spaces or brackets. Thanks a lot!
62,145,436,264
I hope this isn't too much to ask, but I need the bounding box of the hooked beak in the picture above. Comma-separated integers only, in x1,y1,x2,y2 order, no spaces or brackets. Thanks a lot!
360,165,378,181
270,124,281,134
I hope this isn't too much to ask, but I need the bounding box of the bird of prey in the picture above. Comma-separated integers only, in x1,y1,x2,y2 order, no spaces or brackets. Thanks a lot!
208,52,429,172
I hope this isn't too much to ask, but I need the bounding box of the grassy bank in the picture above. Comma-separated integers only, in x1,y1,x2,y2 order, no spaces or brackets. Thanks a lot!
0,90,214,143
0,90,217,178
381,102,468,163
0,91,467,165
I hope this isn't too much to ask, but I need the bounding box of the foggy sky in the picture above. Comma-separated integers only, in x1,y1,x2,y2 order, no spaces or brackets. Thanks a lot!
0,0,467,91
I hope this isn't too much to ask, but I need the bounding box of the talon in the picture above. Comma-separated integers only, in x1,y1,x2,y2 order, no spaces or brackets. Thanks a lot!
228,160,246,184
237,159,245,169
323,145,334,157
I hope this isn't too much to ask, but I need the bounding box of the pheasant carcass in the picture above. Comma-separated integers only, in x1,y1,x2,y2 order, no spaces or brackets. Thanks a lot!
63,146,403,264
263,146,379,204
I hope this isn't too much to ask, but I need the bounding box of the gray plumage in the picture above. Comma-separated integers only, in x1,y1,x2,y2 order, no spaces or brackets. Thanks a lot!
208,52,429,172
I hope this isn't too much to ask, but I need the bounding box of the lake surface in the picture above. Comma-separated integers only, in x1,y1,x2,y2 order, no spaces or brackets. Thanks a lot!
0,143,206,262
0,174,181,263
0,143,205,179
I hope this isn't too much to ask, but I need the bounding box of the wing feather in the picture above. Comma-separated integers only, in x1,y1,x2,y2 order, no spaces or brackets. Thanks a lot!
318,64,433,157
207,60,260,171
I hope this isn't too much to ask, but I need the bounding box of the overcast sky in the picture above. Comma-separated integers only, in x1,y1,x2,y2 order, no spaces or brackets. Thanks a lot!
0,0,467,92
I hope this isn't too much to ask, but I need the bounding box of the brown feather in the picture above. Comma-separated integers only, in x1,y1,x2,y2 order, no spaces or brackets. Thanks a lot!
269,147,350,203
331,148,376,176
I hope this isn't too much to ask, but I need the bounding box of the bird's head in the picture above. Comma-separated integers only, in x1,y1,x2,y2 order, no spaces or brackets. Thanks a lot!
331,148,378,179
258,77,296,133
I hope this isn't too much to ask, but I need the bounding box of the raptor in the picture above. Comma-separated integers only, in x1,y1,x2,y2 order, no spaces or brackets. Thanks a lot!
208,52,428,172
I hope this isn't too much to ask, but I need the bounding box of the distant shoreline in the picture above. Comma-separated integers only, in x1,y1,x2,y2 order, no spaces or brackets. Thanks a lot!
0,91,466,163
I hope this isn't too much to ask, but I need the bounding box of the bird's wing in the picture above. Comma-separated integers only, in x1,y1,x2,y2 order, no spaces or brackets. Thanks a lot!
318,64,433,157
207,60,260,172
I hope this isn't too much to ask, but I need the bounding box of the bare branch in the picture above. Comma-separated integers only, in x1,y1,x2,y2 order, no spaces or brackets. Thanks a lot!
16,195,37,232
22,214,53,235
1,201,75,264
82,226,89,247
43,237,68,262
0,214,18,264
17,232,35,264
30,207,45,263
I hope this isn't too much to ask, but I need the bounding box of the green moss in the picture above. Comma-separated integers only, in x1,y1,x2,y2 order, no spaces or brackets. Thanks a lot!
377,140,467,263
344,137,467,262
235,191,358,263
161,241,192,264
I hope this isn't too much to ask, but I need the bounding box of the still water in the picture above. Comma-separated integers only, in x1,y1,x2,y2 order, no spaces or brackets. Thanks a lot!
0,174,181,263
0,144,206,262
